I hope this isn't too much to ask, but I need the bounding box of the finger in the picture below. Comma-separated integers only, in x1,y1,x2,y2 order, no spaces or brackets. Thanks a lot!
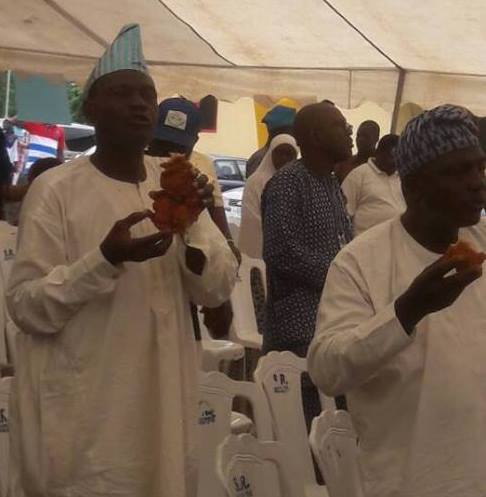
194,173,209,188
443,265,482,288
132,232,167,247
118,210,152,228
149,190,164,200
144,237,173,259
423,255,465,279
197,184,214,203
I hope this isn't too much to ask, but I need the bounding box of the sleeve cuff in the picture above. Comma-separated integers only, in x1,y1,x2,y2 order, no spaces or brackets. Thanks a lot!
82,247,124,279
362,302,415,359
182,210,212,253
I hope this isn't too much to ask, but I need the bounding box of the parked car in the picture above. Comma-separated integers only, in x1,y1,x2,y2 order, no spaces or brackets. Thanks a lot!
222,186,244,225
210,155,247,192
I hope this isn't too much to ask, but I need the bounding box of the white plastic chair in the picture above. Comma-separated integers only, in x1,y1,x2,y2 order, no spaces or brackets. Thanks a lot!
217,433,304,497
0,376,12,497
198,312,245,373
227,219,240,245
310,410,365,497
229,255,266,350
254,351,328,497
197,371,273,497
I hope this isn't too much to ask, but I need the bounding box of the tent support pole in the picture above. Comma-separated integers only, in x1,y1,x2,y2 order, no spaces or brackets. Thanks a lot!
391,69,406,133
4,70,11,118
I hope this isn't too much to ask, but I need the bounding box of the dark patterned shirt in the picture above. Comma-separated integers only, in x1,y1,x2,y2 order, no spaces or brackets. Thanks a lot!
261,159,353,356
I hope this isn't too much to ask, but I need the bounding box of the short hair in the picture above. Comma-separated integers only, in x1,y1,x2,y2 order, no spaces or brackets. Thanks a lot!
478,117,486,151
293,102,333,147
28,158,62,182
359,120,380,135
376,134,399,154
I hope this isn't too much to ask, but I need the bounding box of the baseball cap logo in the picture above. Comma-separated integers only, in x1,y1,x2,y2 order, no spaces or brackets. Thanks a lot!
165,110,188,131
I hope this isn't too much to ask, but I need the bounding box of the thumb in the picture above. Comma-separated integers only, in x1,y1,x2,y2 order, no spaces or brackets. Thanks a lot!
118,210,152,229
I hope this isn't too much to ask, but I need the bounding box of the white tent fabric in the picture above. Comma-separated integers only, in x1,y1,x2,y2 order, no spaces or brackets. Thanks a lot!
1,0,486,118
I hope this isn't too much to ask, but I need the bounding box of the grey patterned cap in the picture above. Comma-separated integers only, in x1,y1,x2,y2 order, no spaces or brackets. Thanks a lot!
83,24,149,100
395,104,479,178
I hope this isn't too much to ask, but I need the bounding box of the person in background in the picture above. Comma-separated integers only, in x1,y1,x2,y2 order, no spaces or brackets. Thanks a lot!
27,157,63,184
147,97,231,240
246,104,297,178
261,101,353,429
0,130,14,187
3,121,19,171
335,120,380,183
341,134,405,236
0,211,17,376
0,128,16,374
147,97,238,338
0,157,62,375
239,134,298,259
309,105,486,497
6,24,237,497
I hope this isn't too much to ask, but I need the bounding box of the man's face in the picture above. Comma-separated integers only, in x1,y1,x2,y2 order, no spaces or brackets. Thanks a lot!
376,148,397,174
84,70,158,147
313,105,353,162
415,146,486,228
356,123,379,155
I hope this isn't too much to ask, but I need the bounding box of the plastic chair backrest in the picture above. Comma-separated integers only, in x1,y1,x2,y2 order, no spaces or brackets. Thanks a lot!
309,410,365,497
254,351,317,487
0,377,12,497
198,372,273,497
197,312,245,373
217,434,303,497
230,255,266,349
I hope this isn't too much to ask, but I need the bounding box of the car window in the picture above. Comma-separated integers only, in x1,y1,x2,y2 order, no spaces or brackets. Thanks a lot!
237,160,247,177
214,160,243,181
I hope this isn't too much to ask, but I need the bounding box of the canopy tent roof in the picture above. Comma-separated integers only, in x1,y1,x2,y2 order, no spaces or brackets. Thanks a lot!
2,0,486,121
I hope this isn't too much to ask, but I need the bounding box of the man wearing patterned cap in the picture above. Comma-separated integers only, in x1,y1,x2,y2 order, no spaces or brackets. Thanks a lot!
309,104,486,497
7,24,237,497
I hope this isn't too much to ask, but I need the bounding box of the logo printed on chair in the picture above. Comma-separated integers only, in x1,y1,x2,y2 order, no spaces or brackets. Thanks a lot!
198,401,216,425
272,373,289,394
0,408,8,433
233,475,253,497
3,248,14,261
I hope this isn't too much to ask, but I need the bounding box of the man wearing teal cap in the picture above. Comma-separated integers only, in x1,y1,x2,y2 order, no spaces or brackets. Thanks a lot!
246,104,296,178
7,24,237,497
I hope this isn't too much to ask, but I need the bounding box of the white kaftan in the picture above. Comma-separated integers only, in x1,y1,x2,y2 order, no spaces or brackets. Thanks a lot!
341,159,405,236
0,221,18,368
239,134,297,258
6,156,238,497
308,217,486,497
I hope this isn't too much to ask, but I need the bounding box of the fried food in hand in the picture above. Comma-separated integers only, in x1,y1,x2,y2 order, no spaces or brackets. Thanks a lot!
151,155,203,234
445,240,486,272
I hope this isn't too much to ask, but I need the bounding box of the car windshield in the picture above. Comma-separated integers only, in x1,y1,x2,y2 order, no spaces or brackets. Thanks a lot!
214,159,245,181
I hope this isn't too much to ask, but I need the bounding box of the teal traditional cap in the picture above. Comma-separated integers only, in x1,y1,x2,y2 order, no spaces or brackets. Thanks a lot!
83,23,149,99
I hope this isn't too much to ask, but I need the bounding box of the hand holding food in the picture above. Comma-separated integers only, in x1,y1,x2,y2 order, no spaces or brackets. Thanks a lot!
444,239,486,272
150,154,212,234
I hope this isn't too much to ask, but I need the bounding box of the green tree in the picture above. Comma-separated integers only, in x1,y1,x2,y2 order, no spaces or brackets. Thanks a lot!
1,72,86,123
68,82,87,123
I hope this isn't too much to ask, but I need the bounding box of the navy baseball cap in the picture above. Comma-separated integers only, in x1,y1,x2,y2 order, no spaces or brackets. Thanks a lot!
154,97,201,148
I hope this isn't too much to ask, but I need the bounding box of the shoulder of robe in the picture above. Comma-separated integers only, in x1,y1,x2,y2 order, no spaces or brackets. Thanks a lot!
22,157,92,217
334,218,397,272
